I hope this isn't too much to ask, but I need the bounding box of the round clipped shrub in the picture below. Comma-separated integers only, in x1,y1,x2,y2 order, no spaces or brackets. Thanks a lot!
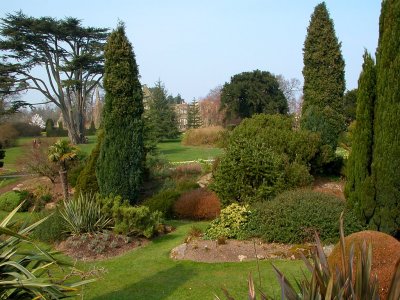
328,231,400,300
204,203,250,239
243,190,365,244
173,188,221,220
142,189,181,219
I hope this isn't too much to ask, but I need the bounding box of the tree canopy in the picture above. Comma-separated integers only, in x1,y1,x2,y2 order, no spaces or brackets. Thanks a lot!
0,12,108,143
220,70,288,125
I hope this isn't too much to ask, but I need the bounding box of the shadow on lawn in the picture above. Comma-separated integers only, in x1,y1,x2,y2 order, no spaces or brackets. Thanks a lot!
91,264,196,300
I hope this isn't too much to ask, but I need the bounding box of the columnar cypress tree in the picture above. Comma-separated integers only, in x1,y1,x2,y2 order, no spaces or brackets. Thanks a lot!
345,51,376,223
301,2,346,150
371,0,400,235
96,24,144,204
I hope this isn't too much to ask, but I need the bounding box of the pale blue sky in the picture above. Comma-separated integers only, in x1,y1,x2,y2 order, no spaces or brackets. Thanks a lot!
1,1,380,102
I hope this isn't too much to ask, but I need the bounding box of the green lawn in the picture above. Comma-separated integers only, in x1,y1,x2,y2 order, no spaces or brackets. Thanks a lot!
2,136,223,171
80,221,303,299
157,139,223,162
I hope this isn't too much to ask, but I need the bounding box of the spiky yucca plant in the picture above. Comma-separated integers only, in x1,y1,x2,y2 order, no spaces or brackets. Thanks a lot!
217,214,400,300
0,202,94,299
60,192,112,235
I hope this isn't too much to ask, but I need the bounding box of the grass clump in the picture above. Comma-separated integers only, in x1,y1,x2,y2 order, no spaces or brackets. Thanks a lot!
182,126,225,147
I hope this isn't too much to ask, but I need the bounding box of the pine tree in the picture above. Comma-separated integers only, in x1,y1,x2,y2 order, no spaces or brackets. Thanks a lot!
371,0,400,236
344,51,376,223
144,80,179,141
96,24,144,204
187,99,202,129
301,2,346,150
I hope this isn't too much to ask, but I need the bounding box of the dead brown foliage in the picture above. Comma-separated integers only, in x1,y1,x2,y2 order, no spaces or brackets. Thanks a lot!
173,188,221,220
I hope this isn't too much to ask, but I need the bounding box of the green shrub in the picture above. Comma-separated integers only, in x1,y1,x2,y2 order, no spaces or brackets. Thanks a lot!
0,191,24,212
211,114,318,206
142,189,181,219
60,193,112,235
98,194,162,238
243,190,365,244
32,210,67,243
204,203,250,240
68,162,85,188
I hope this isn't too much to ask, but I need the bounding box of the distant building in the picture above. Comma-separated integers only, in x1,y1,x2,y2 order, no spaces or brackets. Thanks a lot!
174,102,189,131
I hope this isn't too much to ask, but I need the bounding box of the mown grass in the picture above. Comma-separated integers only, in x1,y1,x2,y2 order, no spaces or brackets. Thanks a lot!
80,221,303,300
2,136,223,170
157,139,223,162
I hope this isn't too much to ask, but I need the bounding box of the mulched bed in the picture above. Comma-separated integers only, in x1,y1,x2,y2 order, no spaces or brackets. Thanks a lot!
56,231,148,261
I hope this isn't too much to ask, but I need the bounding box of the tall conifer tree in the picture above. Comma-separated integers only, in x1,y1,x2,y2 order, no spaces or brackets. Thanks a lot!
301,2,345,150
371,0,400,235
96,24,144,204
345,52,376,223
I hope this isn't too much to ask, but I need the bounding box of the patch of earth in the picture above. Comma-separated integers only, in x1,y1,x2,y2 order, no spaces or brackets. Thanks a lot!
171,238,335,263
56,231,149,262
313,177,345,200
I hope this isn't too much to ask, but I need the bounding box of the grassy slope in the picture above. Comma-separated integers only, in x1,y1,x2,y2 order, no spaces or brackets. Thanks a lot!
3,136,223,168
82,221,303,300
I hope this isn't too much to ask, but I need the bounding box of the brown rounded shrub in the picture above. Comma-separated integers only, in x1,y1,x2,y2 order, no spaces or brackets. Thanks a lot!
327,230,400,300
173,188,221,220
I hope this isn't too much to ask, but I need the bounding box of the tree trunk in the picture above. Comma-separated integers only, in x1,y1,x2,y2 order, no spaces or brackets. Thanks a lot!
59,169,69,200
61,108,86,144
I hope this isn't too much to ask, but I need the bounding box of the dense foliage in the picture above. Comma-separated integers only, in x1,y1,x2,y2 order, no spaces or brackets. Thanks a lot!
220,70,288,125
96,24,145,204
144,80,179,143
173,188,221,220
182,126,225,147
187,99,202,129
370,0,400,236
60,193,112,235
75,130,103,195
211,114,319,205
243,190,364,244
98,194,162,238
204,203,250,240
345,52,376,224
142,189,181,219
0,204,92,298
301,2,345,152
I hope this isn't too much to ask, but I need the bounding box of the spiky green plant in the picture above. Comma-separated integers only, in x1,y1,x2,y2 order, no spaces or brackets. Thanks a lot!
60,192,112,235
0,202,94,299
217,213,400,300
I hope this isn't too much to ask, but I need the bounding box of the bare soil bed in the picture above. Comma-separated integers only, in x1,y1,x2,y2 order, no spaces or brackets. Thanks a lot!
170,238,330,263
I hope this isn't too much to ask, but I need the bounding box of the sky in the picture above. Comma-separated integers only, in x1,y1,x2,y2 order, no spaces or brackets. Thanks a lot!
0,0,381,103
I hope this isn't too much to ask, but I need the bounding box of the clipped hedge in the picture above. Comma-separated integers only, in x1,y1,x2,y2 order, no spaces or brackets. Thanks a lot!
243,190,365,244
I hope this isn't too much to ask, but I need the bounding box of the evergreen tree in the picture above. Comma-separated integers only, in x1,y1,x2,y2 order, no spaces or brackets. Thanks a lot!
187,99,202,129
0,142,4,168
301,2,346,150
75,130,103,195
371,0,400,236
144,80,179,141
96,24,144,204
345,51,376,224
